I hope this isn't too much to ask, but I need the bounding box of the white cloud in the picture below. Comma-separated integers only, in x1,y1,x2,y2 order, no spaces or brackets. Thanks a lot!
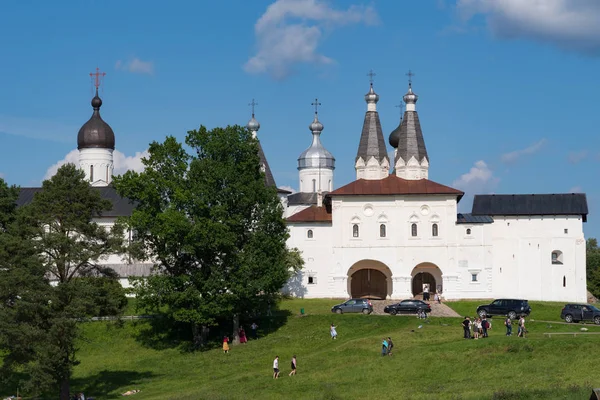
115,57,154,75
44,149,80,180
567,150,588,164
279,185,297,194
44,149,148,181
245,0,379,79
457,0,600,54
500,139,546,164
568,185,583,193
452,160,499,194
113,150,149,176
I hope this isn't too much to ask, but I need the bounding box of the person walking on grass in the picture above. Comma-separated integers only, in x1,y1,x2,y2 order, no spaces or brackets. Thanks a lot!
504,316,512,336
251,322,258,339
482,317,489,338
381,338,388,356
273,356,280,379
330,323,338,339
462,316,471,339
289,355,297,376
518,316,526,337
222,336,230,354
387,337,394,356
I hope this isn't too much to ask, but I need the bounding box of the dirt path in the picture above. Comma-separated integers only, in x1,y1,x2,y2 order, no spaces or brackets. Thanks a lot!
370,300,460,317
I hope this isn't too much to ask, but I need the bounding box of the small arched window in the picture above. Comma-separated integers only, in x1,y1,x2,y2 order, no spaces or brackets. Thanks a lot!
353,224,359,238
329,180,332,191
552,251,563,265
312,179,316,193
380,224,386,238
411,223,417,237
563,276,566,287
466,228,472,235
307,230,313,239
106,165,110,181
432,223,438,237
90,165,94,182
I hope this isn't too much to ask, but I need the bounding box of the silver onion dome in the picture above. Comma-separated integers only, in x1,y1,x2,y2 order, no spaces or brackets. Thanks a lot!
403,84,418,104
364,83,379,104
246,115,260,131
298,113,335,170
309,114,324,132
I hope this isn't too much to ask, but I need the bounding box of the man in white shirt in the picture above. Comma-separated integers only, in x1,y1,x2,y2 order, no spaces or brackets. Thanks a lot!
273,355,280,379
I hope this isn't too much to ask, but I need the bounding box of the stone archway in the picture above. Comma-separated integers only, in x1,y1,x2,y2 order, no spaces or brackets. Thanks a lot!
347,260,392,299
411,262,443,297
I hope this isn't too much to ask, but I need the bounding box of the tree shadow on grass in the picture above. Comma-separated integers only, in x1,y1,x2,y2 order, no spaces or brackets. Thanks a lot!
132,307,293,353
71,369,157,399
133,315,190,351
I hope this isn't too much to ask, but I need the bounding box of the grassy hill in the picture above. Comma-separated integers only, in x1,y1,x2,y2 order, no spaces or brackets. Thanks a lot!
7,299,600,399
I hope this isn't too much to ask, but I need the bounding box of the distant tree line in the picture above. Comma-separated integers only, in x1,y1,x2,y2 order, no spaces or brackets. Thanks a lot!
587,238,600,299
0,125,302,399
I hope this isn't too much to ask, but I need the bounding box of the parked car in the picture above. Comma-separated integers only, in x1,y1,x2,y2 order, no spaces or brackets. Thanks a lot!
476,299,531,319
560,304,600,324
384,300,431,316
331,298,373,314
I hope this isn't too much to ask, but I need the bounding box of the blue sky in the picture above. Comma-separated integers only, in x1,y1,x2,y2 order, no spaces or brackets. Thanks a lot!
0,0,599,236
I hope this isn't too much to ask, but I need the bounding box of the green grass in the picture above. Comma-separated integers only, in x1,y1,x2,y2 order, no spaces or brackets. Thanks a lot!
6,300,600,399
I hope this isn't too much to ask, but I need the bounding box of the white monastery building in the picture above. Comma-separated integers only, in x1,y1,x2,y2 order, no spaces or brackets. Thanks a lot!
281,78,588,303
16,72,589,302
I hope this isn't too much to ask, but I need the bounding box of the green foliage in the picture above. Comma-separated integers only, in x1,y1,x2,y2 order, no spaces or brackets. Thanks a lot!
586,238,600,298
113,125,301,346
0,166,127,399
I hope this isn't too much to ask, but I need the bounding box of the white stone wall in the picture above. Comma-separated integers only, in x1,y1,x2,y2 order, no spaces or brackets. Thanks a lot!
299,168,334,193
355,156,390,180
286,195,587,302
488,215,586,302
79,148,114,187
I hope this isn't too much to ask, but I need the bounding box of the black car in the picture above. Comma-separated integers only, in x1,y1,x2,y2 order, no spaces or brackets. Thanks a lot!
560,304,600,324
476,299,531,319
331,299,373,314
383,300,431,316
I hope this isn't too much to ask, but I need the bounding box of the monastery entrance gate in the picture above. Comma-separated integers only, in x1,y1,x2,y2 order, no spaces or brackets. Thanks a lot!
347,260,392,299
411,262,443,297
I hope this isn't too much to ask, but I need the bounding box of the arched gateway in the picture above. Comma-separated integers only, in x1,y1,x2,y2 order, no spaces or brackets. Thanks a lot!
347,260,392,299
411,262,443,297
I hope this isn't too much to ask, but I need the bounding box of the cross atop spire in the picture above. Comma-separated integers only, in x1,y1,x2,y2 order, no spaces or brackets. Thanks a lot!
406,69,415,86
367,69,376,85
248,98,258,117
311,98,321,114
395,100,404,121
90,67,106,90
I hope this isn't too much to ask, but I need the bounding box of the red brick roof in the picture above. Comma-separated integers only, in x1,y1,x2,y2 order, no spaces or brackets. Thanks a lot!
286,205,332,223
328,175,463,199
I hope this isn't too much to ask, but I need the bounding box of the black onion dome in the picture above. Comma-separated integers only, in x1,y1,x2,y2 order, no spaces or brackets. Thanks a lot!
389,122,401,148
77,90,115,150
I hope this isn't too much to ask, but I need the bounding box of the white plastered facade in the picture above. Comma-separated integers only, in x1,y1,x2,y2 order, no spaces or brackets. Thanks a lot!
285,195,587,302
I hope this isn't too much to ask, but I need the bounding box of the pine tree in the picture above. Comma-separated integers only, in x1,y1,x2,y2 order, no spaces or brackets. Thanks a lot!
0,165,127,399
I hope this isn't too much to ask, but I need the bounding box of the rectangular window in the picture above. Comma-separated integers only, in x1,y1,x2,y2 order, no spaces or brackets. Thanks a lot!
308,276,316,284
471,273,478,282
564,229,568,234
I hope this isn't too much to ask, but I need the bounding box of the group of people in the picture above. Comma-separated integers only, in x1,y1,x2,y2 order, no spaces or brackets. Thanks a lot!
462,315,527,339
223,323,261,353
381,337,394,356
272,355,297,379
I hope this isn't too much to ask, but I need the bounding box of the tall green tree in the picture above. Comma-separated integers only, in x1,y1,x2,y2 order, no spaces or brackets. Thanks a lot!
0,165,127,400
587,238,600,299
114,125,301,348
0,178,51,396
